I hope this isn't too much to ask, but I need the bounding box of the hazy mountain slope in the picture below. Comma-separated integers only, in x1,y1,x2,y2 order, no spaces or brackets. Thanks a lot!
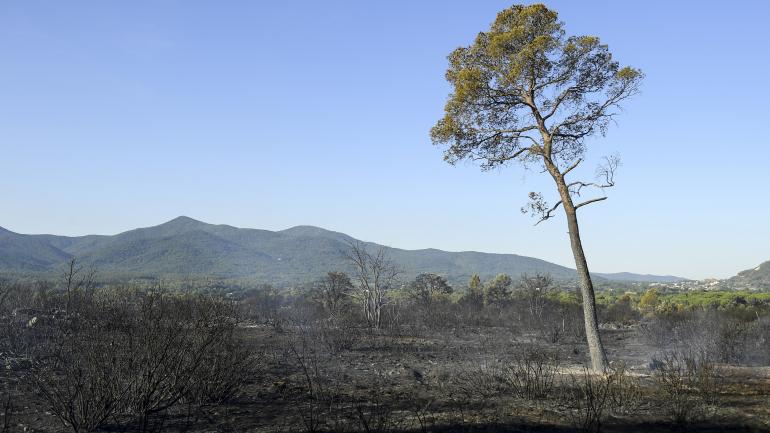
0,227,72,271
386,248,576,281
593,272,686,283
0,217,686,285
729,261,770,289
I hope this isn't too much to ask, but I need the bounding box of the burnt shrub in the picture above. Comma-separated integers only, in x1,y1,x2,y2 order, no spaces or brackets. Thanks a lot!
651,350,723,426
20,289,256,433
559,362,644,433
642,309,765,365
503,346,559,400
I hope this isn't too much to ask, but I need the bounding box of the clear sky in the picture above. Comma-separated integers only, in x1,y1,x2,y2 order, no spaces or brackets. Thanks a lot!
1,1,768,279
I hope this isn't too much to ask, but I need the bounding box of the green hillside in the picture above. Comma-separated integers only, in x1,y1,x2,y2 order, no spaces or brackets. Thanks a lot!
0,216,684,286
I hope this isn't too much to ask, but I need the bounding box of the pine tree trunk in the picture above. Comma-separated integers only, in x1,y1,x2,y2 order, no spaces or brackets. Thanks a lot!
546,158,609,372
563,204,608,372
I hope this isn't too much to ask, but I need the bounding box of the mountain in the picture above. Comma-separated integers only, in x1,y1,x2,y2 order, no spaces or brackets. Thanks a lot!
0,226,71,271
728,261,770,290
593,272,686,283
0,216,685,285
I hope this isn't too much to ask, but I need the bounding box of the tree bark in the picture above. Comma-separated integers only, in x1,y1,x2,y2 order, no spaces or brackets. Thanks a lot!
548,163,609,372
563,203,608,372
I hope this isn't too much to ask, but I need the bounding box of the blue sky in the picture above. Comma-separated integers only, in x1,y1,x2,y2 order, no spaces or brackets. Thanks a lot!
1,1,768,279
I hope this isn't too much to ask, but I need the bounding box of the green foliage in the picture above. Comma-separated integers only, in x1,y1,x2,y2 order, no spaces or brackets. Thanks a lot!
639,288,661,313
553,289,581,305
430,3,643,171
484,273,513,305
662,290,770,312
463,273,485,306
406,273,453,305
602,293,640,325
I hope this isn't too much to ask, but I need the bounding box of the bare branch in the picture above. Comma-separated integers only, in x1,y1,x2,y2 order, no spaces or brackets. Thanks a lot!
344,241,401,329
596,154,621,186
566,154,620,198
575,197,608,209
535,200,563,225
562,158,583,176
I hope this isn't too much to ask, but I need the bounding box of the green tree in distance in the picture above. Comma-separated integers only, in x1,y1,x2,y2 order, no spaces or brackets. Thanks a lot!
407,273,453,306
468,274,483,303
484,273,513,305
430,4,643,371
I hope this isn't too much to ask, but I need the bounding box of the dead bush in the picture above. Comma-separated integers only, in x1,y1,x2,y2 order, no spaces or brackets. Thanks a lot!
316,316,363,354
452,359,507,399
21,289,254,433
604,362,644,416
408,398,439,433
642,310,764,366
503,346,559,400
0,385,13,433
559,362,645,433
652,351,722,426
286,329,347,433
562,367,613,433
351,372,404,433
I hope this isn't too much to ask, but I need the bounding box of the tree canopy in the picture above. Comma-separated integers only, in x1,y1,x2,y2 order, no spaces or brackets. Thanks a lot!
431,4,641,171
407,273,453,306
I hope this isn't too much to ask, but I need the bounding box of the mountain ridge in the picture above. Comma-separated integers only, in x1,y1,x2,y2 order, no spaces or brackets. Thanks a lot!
0,216,688,285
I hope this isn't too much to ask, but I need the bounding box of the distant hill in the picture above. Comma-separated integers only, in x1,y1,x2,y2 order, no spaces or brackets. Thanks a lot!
593,272,687,284
728,261,770,290
0,216,685,286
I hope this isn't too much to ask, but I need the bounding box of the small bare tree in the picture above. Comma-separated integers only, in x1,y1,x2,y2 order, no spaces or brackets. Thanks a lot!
313,272,354,319
345,242,401,329
517,273,553,321
62,257,96,311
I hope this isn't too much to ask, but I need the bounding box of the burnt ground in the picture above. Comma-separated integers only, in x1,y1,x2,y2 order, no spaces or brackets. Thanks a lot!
4,324,770,433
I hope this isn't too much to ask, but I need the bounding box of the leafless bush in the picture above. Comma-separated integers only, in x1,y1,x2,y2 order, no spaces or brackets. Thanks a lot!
123,294,251,431
527,301,585,344
24,289,133,433
652,351,722,426
21,287,254,433
641,309,762,366
409,398,438,433
186,337,263,406
638,315,677,348
503,346,559,400
452,359,507,399
604,362,644,416
0,386,13,433
711,318,753,364
323,320,364,354
352,372,404,433
748,315,770,364
559,362,644,433
312,272,354,320
562,367,614,433
286,329,347,433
